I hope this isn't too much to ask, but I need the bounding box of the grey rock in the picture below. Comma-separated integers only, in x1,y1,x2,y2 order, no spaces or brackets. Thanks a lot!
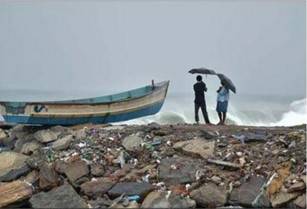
64,160,89,183
20,141,41,155
199,130,216,139
73,128,87,140
34,129,59,143
52,135,74,151
173,139,215,159
142,191,196,208
0,151,30,182
190,183,227,207
158,156,203,186
14,134,35,152
39,163,60,190
80,177,115,198
108,182,154,199
91,164,105,177
0,129,7,140
270,191,300,208
122,135,143,151
293,194,306,208
229,175,267,207
29,184,88,208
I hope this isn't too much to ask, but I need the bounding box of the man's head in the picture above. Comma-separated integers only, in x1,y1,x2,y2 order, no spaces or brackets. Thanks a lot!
196,75,202,82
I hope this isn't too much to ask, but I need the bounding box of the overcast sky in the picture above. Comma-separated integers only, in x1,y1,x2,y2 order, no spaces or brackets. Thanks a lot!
0,0,305,98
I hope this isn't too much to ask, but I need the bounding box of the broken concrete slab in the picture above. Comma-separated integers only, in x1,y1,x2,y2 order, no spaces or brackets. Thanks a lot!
158,156,203,186
0,151,30,182
30,184,88,208
173,139,215,159
0,180,33,208
190,183,227,207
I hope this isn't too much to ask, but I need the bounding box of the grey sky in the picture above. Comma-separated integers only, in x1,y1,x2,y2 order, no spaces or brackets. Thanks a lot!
0,0,305,98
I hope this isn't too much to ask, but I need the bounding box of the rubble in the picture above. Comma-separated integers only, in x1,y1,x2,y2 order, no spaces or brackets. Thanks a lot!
0,124,305,208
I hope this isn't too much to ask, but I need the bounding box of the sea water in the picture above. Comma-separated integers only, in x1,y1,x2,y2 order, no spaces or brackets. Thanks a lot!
0,89,306,127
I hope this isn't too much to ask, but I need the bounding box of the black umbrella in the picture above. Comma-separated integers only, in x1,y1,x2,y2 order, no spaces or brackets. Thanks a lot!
188,68,216,75
217,73,236,93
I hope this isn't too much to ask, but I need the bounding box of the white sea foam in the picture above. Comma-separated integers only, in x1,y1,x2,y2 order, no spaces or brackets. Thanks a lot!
118,98,307,127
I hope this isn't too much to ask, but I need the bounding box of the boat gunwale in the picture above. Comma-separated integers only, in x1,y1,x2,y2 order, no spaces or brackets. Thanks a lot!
0,81,170,106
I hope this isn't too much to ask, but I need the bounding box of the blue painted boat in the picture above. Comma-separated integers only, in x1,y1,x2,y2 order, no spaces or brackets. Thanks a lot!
0,81,169,125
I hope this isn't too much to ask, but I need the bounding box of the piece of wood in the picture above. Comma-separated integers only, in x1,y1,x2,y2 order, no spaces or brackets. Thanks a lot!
0,180,33,208
207,159,241,169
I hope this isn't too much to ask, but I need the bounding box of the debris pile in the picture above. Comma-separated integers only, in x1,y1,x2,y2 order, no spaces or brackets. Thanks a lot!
0,123,305,208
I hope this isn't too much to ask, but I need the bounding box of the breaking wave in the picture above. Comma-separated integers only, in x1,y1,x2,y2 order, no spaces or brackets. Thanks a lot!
121,98,307,127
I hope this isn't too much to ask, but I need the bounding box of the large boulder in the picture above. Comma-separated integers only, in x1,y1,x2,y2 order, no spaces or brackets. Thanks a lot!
108,182,154,199
158,156,203,186
52,135,74,151
34,129,60,143
29,184,88,208
141,191,196,208
122,135,143,151
80,177,115,198
64,160,89,183
0,180,33,208
0,151,30,182
173,139,215,159
190,183,227,207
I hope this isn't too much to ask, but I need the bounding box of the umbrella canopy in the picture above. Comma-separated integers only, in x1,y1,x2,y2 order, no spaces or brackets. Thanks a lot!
188,68,216,75
217,73,236,93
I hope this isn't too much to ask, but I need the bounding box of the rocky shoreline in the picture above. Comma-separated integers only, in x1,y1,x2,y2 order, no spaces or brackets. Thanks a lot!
0,123,306,208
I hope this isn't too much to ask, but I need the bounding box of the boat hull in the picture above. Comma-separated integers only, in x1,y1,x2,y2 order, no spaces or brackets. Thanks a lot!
0,81,169,125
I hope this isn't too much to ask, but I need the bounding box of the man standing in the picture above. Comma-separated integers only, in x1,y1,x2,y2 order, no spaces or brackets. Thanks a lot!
193,75,211,124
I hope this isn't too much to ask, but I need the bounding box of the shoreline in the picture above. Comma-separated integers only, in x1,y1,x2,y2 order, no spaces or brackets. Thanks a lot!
0,123,306,208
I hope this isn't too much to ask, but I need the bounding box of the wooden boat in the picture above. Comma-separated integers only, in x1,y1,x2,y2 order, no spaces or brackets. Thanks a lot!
0,81,169,125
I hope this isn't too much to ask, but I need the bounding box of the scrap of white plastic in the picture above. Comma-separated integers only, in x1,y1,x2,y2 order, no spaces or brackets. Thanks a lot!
142,174,150,182
166,140,172,146
185,184,191,191
109,137,114,141
0,114,4,122
166,191,172,200
156,159,161,164
78,142,86,148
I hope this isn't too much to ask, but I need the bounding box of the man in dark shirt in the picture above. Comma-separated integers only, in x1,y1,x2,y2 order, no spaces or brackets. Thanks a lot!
194,75,211,124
